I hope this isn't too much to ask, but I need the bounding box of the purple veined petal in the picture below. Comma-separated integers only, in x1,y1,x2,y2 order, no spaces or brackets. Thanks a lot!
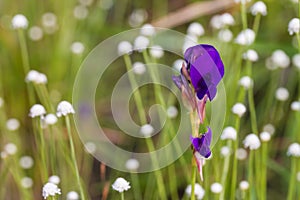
190,127,212,158
196,95,208,124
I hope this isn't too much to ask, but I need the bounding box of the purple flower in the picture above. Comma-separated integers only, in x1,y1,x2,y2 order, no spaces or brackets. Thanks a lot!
184,44,224,101
190,127,212,158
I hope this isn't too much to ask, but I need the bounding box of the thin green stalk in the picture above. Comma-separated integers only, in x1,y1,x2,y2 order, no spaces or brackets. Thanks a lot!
247,62,258,134
49,126,57,174
130,173,142,200
121,192,124,200
248,150,254,200
190,164,197,200
287,157,297,200
220,140,232,200
17,29,30,74
252,14,261,35
37,118,48,182
65,116,85,200
241,2,248,30
261,142,268,200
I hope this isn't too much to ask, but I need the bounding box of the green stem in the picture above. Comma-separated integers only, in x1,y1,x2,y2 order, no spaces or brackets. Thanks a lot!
287,157,297,200
220,140,232,200
252,14,261,35
37,118,48,182
247,62,258,134
190,165,197,200
248,150,254,200
121,192,124,200
65,116,85,200
241,2,248,30
130,173,142,200
261,142,268,200
17,29,30,74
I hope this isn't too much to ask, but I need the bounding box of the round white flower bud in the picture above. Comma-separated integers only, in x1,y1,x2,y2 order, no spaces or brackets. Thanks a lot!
48,175,60,185
232,103,247,117
271,50,290,68
275,87,289,101
235,29,255,46
239,180,249,190
220,13,235,26
140,24,155,36
29,104,46,118
239,76,253,89
236,148,248,160
28,26,43,41
42,182,61,199
45,114,58,125
21,177,33,188
260,131,271,142
173,59,185,72
73,5,89,20
243,133,261,150
210,15,222,29
118,41,132,56
140,124,154,137
288,18,300,35
4,143,18,155
149,45,164,59
221,126,237,140
12,14,28,29
292,54,300,69
287,143,300,157
291,101,300,111
6,118,20,131
19,156,34,169
66,191,79,200
210,182,223,194
263,124,275,135
187,22,205,37
220,146,231,157
132,62,146,75
71,42,85,54
243,49,259,62
112,177,131,193
125,158,140,171
218,29,233,42
185,183,205,199
56,101,75,117
250,1,267,16
166,106,178,119
134,36,149,51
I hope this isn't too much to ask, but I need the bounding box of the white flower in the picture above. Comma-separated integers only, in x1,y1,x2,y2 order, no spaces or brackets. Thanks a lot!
19,156,34,169
210,182,223,194
85,142,96,154
291,101,300,111
243,133,261,150
48,175,60,185
21,177,33,188
220,146,231,157
134,36,149,51
0,97,3,108
45,114,58,125
210,15,223,29
220,13,235,26
287,143,300,157
28,26,43,41
112,177,131,193
288,18,300,35
271,50,290,68
42,182,61,199
29,104,46,118
243,49,259,62
232,103,247,117
149,45,164,59
4,143,18,155
239,180,249,190
128,9,148,28
235,29,255,46
125,158,140,171
187,22,205,37
67,191,79,200
239,76,253,89
173,59,185,72
292,54,300,69
56,101,75,117
140,24,155,36
12,14,28,29
218,29,233,42
221,126,237,140
236,148,248,160
42,12,58,34
132,62,146,75
275,87,289,101
118,41,132,56
71,42,85,54
73,5,89,20
263,124,275,135
166,106,178,119
185,183,205,199
6,118,20,131
25,70,48,84
250,1,267,16
260,131,271,142
140,124,154,137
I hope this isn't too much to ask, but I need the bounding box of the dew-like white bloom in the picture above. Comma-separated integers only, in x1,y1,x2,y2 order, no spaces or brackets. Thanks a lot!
243,49,259,62
4,143,18,155
166,106,178,119
271,50,290,68
239,180,249,190
149,45,164,59
125,158,140,171
42,182,61,199
263,124,275,135
73,5,89,20
173,59,185,72
236,148,248,160
0,97,3,108
6,118,20,131
71,42,85,54
220,146,231,157
79,0,93,6
28,26,43,41
292,54,300,69
218,29,233,42
221,126,237,140
243,133,261,150
291,101,300,111
128,9,148,28
42,12,58,34
67,191,79,200
48,175,60,185
235,29,255,46
287,143,300,157
118,41,133,56
288,18,300,35
234,0,251,4
140,124,154,137
239,76,253,89
210,182,223,194
250,1,267,16
21,177,33,188
132,62,146,75
260,131,271,142
112,177,131,193
220,13,235,26
134,36,149,51
232,103,247,117
45,114,58,125
275,87,289,101
19,156,34,169
85,142,96,154
210,15,223,29
185,183,205,200
187,22,205,37
12,14,28,29
140,23,155,36
25,70,48,84
56,101,75,117
29,104,46,118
